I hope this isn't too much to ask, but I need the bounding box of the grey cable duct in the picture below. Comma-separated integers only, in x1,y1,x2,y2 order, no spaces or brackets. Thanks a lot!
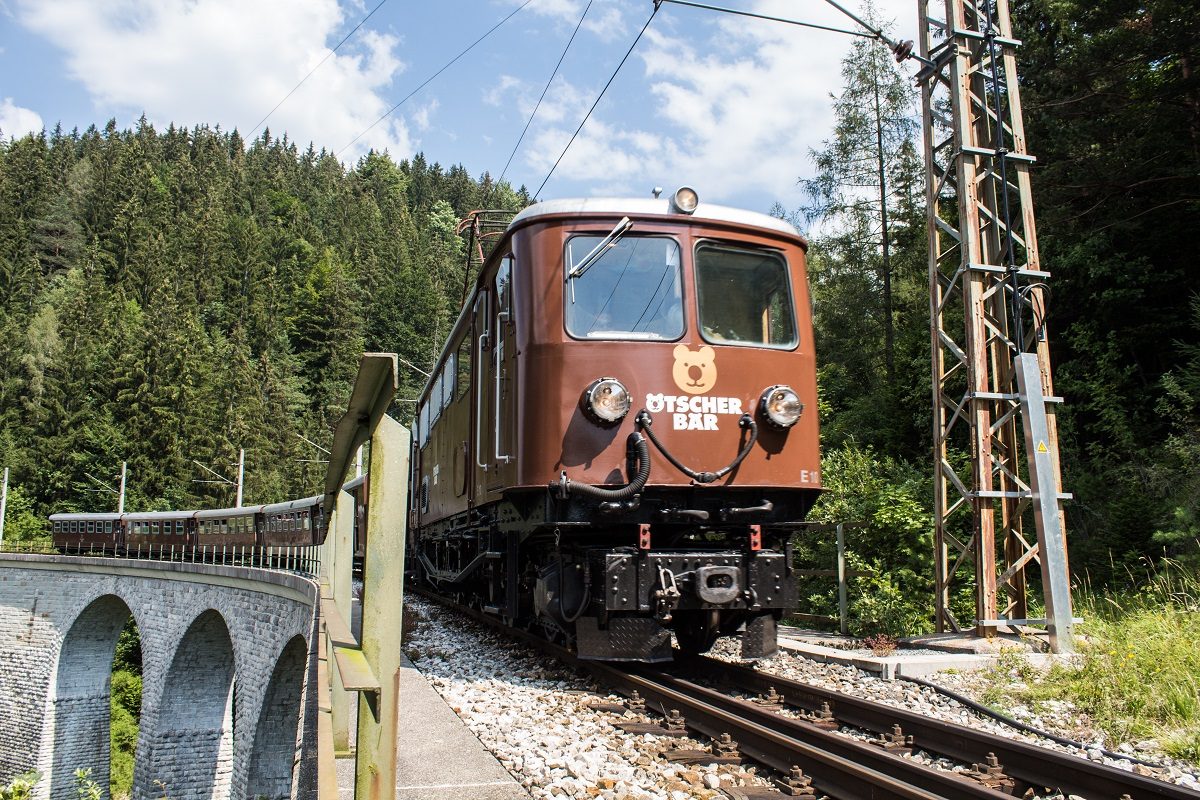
897,673,1168,769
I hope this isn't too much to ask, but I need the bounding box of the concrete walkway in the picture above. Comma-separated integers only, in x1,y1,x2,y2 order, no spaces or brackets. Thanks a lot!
336,655,529,800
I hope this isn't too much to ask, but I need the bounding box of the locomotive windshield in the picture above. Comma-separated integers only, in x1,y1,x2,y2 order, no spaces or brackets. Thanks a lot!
695,243,797,348
565,235,684,340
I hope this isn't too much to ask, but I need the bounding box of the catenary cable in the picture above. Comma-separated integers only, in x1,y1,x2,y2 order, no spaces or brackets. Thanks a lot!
248,0,390,137
498,0,593,186
338,0,536,157
533,2,659,200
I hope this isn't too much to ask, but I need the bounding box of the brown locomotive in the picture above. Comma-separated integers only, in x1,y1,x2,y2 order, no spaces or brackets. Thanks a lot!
410,188,820,661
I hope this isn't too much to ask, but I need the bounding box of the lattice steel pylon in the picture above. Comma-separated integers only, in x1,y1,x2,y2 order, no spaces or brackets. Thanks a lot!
917,0,1075,652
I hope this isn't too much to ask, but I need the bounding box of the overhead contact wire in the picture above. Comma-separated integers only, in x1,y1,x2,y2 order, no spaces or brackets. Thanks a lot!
249,0,390,137
534,3,659,200
338,0,537,157
499,0,593,186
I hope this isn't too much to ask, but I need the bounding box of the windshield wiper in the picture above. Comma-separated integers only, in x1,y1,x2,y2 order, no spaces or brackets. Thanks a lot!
568,216,633,281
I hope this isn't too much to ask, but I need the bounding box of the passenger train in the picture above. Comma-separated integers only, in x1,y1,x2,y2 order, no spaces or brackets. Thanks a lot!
51,188,819,662
50,476,370,557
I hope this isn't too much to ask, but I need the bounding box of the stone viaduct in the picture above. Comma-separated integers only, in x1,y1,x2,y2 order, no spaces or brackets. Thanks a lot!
0,553,319,800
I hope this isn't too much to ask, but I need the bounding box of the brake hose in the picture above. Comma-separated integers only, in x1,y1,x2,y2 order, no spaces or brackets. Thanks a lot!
551,432,650,500
637,410,757,484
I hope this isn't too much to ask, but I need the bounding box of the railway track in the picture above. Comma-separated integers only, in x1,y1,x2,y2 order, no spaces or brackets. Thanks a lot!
674,655,1198,800
410,589,1200,800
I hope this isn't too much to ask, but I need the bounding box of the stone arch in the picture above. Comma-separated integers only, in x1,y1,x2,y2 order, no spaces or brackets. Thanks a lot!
47,593,135,800
245,635,307,800
143,609,235,800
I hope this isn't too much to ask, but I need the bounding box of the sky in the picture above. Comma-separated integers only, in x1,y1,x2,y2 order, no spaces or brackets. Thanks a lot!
0,0,919,217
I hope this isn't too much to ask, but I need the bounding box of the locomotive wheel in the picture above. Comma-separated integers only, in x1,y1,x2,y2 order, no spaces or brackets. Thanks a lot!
673,610,721,655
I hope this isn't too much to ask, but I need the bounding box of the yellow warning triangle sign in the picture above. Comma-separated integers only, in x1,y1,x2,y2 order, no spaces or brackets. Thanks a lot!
1036,440,1049,454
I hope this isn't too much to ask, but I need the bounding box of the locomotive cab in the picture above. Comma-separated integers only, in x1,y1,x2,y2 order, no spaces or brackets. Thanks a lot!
411,191,820,661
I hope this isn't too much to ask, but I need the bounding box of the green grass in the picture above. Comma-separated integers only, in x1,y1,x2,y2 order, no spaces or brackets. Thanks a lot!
985,561,1200,762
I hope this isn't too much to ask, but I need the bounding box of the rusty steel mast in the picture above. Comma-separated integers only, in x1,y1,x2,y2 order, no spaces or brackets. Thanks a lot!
655,0,1078,652
916,0,1074,651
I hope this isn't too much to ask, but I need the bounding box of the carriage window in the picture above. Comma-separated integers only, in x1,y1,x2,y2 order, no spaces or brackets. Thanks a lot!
87,521,95,534
565,236,683,340
456,336,471,402
175,520,183,535
105,521,112,533
695,244,797,348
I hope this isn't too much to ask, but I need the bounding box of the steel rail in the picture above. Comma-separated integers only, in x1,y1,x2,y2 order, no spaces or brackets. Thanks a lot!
409,589,1010,800
614,663,1012,800
680,655,1200,800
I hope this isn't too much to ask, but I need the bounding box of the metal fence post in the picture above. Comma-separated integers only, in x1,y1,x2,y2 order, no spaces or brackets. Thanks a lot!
837,523,848,636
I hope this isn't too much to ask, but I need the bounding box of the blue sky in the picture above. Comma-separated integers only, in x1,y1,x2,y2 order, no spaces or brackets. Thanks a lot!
0,0,918,217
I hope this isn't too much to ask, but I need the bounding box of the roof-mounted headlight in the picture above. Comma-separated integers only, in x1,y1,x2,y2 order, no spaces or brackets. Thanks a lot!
583,377,631,424
671,186,699,214
760,385,803,429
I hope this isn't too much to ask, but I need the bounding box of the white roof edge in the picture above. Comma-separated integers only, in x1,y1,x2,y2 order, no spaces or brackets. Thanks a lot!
509,198,803,239
261,495,322,513
119,510,195,519
194,505,265,519
50,512,123,519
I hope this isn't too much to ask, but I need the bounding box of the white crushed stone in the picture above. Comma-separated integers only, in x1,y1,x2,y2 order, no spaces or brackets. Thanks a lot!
403,597,776,800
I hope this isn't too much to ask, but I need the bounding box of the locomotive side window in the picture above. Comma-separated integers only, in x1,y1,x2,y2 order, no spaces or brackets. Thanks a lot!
456,336,470,402
430,371,444,424
419,401,430,447
442,352,456,410
497,256,513,321
695,243,797,348
565,236,683,340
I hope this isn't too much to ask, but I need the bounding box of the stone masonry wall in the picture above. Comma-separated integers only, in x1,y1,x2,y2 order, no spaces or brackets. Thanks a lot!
0,555,318,800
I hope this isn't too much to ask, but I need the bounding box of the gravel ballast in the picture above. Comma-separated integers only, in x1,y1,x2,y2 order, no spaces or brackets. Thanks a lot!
403,597,1199,796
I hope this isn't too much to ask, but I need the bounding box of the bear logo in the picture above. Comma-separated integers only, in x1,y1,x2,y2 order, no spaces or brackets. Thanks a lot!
672,344,717,395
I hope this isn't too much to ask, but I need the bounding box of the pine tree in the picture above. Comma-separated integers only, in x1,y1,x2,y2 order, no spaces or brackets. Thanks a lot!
798,6,926,453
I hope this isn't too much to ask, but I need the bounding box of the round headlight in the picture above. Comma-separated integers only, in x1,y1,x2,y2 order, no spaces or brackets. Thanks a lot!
671,186,699,214
760,385,803,429
583,377,631,424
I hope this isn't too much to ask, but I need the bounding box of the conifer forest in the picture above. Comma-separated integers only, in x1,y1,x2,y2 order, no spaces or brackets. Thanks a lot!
1,0,1197,631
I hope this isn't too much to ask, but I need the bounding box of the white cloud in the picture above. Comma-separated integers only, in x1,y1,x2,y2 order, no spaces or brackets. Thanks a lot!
14,0,416,160
523,0,630,43
0,97,44,139
411,99,438,132
524,0,919,211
